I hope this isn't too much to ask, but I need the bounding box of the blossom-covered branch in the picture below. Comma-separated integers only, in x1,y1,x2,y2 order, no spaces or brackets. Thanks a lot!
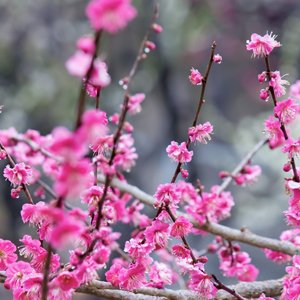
98,174,300,256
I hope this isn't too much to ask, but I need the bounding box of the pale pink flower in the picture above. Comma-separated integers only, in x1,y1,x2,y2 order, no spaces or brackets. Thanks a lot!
65,51,92,77
237,264,259,281
282,139,300,159
264,115,285,149
213,54,222,64
269,71,289,97
119,263,146,290
233,164,262,186
166,141,193,163
246,32,281,57
88,59,111,87
148,262,173,288
0,239,17,270
3,162,32,186
189,122,213,143
19,235,43,260
86,0,137,33
76,36,95,54
128,93,145,114
170,216,193,237
124,238,153,260
189,68,203,85
154,183,180,208
274,98,298,124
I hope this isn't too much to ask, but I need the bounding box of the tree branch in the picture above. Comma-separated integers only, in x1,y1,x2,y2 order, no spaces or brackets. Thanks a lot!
217,138,268,195
98,174,300,256
0,271,283,300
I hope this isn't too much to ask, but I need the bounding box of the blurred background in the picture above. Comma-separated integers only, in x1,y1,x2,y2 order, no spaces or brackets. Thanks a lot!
0,0,300,298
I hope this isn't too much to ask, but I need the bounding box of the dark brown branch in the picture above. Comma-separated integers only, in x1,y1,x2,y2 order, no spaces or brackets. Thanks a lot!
264,56,299,182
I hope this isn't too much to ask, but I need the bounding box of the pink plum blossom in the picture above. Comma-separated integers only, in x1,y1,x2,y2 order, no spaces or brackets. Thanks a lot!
166,141,193,163
0,239,17,270
118,263,146,290
213,54,222,64
189,68,203,85
170,216,193,237
189,122,213,144
246,32,281,57
269,71,289,98
154,183,180,208
274,98,298,124
3,162,32,186
86,0,137,33
264,115,285,149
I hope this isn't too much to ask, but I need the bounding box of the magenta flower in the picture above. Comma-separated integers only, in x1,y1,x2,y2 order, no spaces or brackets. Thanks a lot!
119,263,146,291
86,0,137,33
172,244,191,259
54,159,93,199
213,54,222,64
3,162,32,186
144,220,170,249
246,32,281,57
54,271,80,291
189,270,217,298
4,261,35,290
282,139,300,159
166,141,193,163
274,98,298,124
269,71,289,97
154,183,180,208
189,68,203,85
264,115,285,149
0,239,17,270
170,216,193,237
189,122,213,144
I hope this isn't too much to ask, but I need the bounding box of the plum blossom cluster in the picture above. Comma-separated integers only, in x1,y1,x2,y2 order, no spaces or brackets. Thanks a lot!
0,1,299,298
215,238,259,282
247,32,300,299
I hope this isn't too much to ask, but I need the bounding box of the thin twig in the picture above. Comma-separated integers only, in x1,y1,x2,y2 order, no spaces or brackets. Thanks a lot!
75,30,103,129
171,41,217,184
217,138,268,194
